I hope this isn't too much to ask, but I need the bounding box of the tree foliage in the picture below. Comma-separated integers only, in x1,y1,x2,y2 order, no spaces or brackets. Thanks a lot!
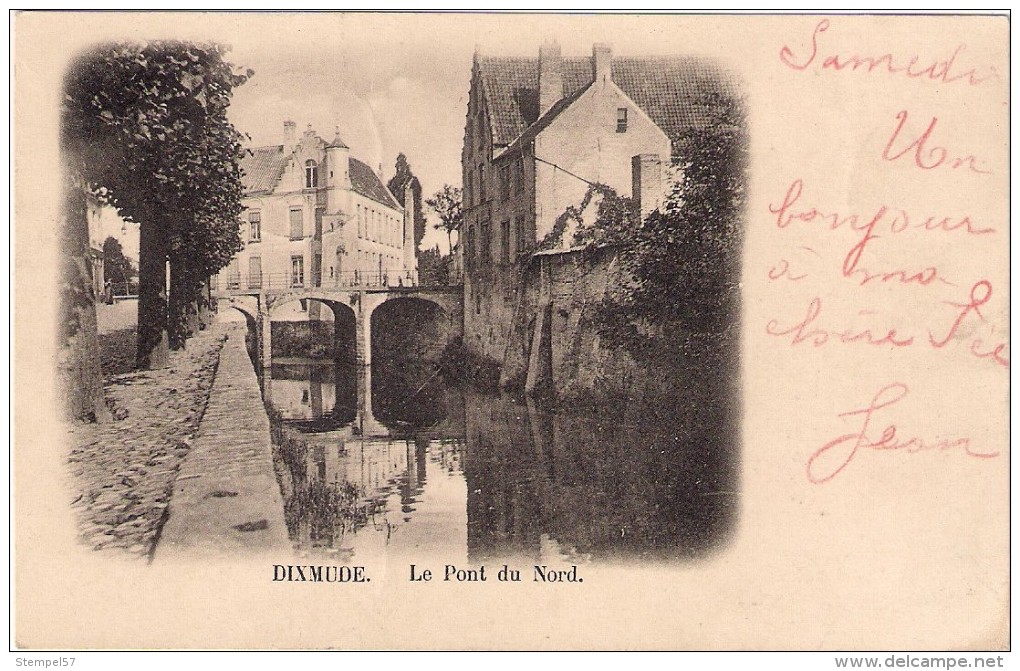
102,236,136,284
417,245,451,286
425,184,463,253
62,40,252,359
386,153,424,249
63,41,251,232
528,182,635,257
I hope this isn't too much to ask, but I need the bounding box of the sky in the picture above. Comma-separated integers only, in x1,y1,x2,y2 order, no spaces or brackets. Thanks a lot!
218,13,705,252
224,19,479,253
88,12,725,257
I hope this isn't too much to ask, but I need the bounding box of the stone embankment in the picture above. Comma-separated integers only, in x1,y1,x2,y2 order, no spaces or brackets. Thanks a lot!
155,323,290,561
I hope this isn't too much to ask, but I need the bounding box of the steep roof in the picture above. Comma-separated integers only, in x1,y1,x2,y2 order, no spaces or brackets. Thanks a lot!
504,82,592,154
240,145,287,194
326,133,349,149
476,55,739,149
239,144,399,209
349,157,400,208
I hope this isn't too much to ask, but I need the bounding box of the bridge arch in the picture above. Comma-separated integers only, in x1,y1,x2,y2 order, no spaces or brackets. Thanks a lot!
263,294,358,366
369,296,457,365
223,295,259,322
368,296,458,430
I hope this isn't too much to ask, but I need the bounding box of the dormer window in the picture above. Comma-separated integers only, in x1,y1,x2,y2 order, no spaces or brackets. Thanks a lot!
305,160,319,188
617,108,628,133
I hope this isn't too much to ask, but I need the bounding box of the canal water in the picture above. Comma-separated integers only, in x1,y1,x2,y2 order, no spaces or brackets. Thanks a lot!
266,357,737,566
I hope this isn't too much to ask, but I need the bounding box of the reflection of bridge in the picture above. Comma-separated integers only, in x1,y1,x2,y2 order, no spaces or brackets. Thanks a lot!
216,284,464,375
271,362,465,440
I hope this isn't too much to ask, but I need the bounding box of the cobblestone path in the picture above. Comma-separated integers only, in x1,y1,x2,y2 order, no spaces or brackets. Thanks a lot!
67,325,227,560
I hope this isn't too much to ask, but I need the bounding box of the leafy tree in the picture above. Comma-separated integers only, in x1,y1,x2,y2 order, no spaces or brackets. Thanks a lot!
102,236,136,292
386,153,424,250
417,245,450,286
571,91,747,364
618,95,745,338
425,184,463,254
63,40,251,374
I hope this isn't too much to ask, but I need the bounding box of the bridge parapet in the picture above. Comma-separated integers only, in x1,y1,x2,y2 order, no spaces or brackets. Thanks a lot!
220,283,464,379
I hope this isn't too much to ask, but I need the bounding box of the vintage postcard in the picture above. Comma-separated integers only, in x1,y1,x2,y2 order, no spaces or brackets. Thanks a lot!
12,11,1009,651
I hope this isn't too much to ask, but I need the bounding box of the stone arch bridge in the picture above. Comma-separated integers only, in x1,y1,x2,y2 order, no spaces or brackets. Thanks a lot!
217,285,464,374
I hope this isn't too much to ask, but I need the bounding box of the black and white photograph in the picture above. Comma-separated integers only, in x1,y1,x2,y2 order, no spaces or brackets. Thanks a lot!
12,11,1010,654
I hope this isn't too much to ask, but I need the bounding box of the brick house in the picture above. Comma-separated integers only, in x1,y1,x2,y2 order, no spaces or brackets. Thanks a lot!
461,41,731,365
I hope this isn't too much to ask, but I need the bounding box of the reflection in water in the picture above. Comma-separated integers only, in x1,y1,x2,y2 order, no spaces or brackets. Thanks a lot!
270,360,358,430
270,358,736,564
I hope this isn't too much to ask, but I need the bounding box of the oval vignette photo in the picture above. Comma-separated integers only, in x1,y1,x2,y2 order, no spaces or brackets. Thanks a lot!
54,27,746,568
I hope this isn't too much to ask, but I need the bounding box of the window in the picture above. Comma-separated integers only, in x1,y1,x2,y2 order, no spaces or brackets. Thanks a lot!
465,172,473,207
248,210,261,242
305,160,319,188
499,165,510,202
516,217,527,251
514,158,524,193
289,208,303,240
227,259,240,290
356,205,363,238
478,163,486,202
501,220,511,264
466,225,476,269
480,220,491,263
617,107,628,133
290,255,305,287
248,256,262,289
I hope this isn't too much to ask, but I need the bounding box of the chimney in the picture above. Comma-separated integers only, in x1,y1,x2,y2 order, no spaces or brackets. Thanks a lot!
283,120,297,151
632,154,663,220
593,43,612,84
539,41,562,114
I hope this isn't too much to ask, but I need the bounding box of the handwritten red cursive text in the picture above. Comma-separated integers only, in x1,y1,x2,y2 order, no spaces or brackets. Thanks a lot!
806,382,996,484
766,283,1009,369
768,179,990,287
882,110,991,174
927,280,1009,368
766,297,915,348
767,258,808,282
780,19,998,87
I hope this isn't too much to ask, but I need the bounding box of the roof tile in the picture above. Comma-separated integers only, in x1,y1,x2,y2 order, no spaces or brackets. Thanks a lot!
240,144,398,210
349,157,399,208
478,55,739,150
239,145,287,195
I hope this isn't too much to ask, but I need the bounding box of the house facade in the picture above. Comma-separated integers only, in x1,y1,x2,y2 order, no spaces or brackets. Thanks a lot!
461,42,714,365
216,122,417,306
85,194,107,299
